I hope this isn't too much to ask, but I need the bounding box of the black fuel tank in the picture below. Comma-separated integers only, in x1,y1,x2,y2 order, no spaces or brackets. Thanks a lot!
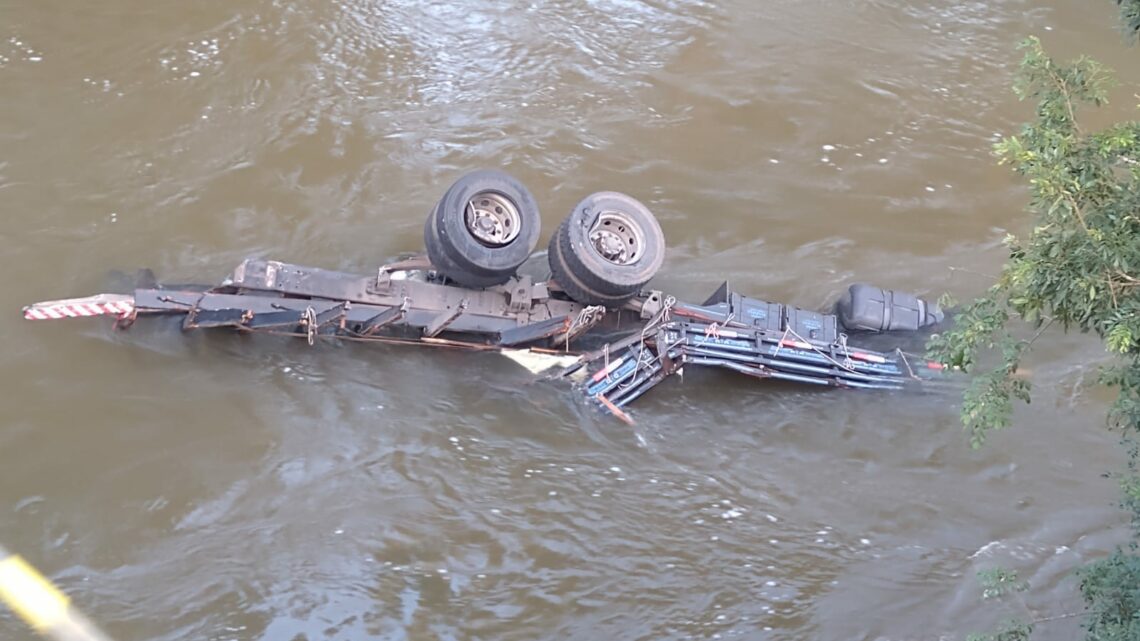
834,284,943,332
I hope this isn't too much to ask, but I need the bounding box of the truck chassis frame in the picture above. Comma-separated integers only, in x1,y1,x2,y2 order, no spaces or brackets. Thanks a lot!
23,256,946,422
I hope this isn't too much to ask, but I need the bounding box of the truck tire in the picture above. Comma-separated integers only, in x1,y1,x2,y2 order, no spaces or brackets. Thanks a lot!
547,191,665,306
548,220,639,307
424,169,541,288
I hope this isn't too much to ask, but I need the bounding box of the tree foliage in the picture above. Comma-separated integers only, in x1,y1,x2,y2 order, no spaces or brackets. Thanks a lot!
925,36,1140,449
923,31,1140,641
1078,550,1140,641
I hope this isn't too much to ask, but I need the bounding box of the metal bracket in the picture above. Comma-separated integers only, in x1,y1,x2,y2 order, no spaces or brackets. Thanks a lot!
356,298,410,336
374,267,392,292
531,281,550,303
499,314,573,346
508,275,533,313
247,309,306,330
296,302,349,345
184,308,249,330
639,290,666,320
423,299,468,337
312,302,348,329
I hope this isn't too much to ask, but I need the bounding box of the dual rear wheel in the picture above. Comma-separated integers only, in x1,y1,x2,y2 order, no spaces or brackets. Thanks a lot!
547,191,665,306
424,170,665,307
423,169,541,289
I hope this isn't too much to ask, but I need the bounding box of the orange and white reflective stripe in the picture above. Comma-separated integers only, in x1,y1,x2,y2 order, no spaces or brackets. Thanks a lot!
849,351,888,364
23,297,134,321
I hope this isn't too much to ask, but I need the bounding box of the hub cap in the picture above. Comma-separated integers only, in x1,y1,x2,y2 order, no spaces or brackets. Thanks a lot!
588,211,643,265
465,191,521,247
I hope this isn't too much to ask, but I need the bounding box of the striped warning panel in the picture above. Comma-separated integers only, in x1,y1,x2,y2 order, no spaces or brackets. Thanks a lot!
23,295,135,321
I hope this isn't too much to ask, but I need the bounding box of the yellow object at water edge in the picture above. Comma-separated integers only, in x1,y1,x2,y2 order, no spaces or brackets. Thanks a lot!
0,553,71,631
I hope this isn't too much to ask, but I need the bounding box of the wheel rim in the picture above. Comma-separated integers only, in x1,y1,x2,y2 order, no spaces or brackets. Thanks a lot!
588,210,644,265
465,191,521,247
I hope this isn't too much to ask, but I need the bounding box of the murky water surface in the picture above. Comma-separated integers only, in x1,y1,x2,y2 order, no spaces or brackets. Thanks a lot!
3,1,1139,639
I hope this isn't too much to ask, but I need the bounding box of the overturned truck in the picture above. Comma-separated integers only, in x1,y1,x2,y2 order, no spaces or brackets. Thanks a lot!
22,170,948,421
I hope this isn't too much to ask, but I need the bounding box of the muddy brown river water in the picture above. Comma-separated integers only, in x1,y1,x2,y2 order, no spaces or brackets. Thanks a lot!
3,1,1140,640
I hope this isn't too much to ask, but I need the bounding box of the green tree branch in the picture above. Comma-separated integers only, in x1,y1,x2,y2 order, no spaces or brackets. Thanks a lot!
927,23,1140,641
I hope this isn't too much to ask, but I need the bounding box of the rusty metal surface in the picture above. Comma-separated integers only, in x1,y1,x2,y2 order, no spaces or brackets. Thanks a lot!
227,259,581,326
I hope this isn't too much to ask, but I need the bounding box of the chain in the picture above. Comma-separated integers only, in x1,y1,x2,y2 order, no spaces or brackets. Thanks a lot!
303,306,317,346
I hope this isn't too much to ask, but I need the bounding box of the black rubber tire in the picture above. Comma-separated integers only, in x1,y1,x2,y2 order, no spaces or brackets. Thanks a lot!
547,191,665,306
424,201,513,289
548,220,638,307
424,169,541,288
